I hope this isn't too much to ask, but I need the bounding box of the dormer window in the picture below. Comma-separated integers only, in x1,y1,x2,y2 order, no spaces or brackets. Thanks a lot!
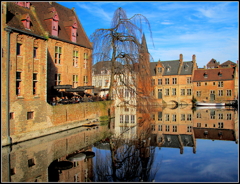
203,72,208,78
218,72,222,77
21,13,31,30
15,2,30,8
184,64,189,71
157,67,162,73
44,7,59,37
166,66,171,72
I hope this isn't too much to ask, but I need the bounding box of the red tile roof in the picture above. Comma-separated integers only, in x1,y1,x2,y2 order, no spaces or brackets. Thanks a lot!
193,67,234,82
30,2,92,49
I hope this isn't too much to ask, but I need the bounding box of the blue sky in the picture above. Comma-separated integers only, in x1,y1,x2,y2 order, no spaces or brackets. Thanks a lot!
57,1,239,68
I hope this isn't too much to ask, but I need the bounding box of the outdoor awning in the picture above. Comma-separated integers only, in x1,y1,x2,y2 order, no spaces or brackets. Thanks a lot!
53,85,72,89
77,86,95,90
65,88,85,92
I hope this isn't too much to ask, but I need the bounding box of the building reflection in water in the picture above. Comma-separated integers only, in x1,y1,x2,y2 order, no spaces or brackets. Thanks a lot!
1,105,238,182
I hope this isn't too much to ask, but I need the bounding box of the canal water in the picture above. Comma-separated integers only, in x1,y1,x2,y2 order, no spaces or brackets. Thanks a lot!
2,105,238,182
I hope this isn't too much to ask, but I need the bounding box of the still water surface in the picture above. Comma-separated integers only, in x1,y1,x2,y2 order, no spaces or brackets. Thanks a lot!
2,106,238,182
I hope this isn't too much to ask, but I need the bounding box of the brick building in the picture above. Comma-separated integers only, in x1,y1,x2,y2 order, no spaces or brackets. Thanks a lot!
192,67,237,103
1,2,99,146
150,54,198,105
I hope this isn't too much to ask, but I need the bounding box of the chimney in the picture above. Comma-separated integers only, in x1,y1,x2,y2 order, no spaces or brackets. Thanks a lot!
192,54,196,63
180,54,183,63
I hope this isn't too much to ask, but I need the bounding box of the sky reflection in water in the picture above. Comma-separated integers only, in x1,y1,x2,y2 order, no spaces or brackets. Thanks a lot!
153,139,238,182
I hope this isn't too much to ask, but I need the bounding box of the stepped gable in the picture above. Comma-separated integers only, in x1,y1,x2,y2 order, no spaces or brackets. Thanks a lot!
193,67,234,82
207,58,219,68
6,2,45,36
219,60,236,67
30,2,92,49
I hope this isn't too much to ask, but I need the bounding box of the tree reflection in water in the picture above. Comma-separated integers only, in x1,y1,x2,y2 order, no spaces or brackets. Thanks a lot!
93,106,160,182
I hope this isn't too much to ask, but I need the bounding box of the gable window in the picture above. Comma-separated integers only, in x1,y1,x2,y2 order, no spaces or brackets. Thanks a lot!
16,71,22,96
172,78,177,84
55,46,62,64
73,50,78,67
33,73,37,95
21,14,31,30
17,43,22,56
73,75,78,88
55,74,61,85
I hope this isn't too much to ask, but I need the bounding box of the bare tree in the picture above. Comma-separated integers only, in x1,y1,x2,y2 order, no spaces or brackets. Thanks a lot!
90,7,155,107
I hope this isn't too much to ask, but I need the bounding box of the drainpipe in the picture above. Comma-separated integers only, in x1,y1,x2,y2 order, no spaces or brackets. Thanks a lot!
4,27,12,146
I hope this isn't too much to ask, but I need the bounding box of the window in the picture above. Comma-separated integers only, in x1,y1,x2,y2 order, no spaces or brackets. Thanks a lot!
187,89,192,95
151,79,155,86
197,91,201,97
16,71,22,96
84,53,88,69
173,125,177,132
158,112,162,121
205,82,207,86
151,125,155,131
158,125,162,131
98,80,102,87
218,81,223,87
227,90,232,96
172,114,176,122
125,115,129,123
10,112,14,119
55,74,61,85
165,114,169,121
151,114,155,121
33,73,37,95
187,77,191,84
203,73,208,78
83,76,88,84
197,113,201,118
218,122,224,128
10,168,16,176
181,89,185,96
165,125,170,132
17,43,22,55
157,67,162,73
205,124,208,127
218,72,222,77
227,113,232,120
131,115,135,123
33,47,37,58
187,126,192,132
218,90,223,96
125,89,129,98
104,79,109,87
28,158,35,167
213,82,216,85
181,114,185,121
73,75,78,88
73,50,78,67
218,113,223,119
165,78,169,85
165,88,169,96
172,88,176,96
187,114,192,121
197,82,201,86
120,115,123,123
27,111,34,120
55,46,62,64
158,79,162,85
172,78,177,84
197,123,201,127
